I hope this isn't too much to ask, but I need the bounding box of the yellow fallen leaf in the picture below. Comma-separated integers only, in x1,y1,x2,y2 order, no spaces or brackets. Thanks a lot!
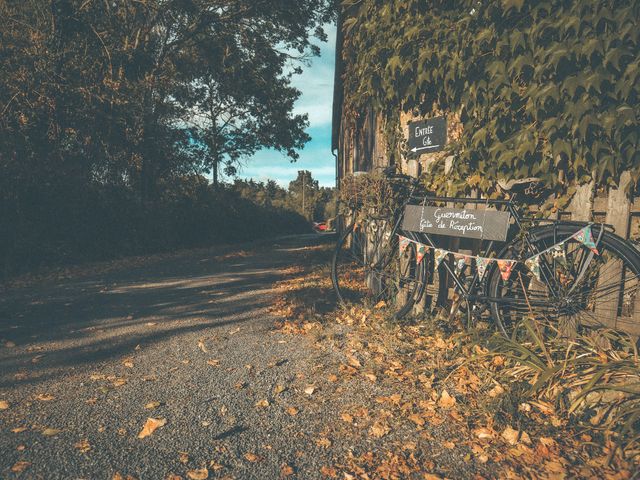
488,384,504,398
327,374,338,382
320,466,338,478
286,406,298,416
501,426,523,445
244,452,261,462
42,428,62,436
187,467,209,480
112,378,127,387
207,359,220,367
179,452,189,464
12,427,28,433
346,356,361,368
316,437,332,448
423,474,442,480
438,390,456,408
341,413,353,423
144,401,161,410
11,461,30,473
474,427,495,440
0,400,10,409
304,385,315,395
363,373,377,382
281,464,295,477
36,393,55,401
137,417,166,439
197,339,208,353
255,399,269,408
74,439,91,452
443,440,455,449
408,414,425,426
374,300,386,309
123,359,134,368
369,421,390,438
273,384,286,395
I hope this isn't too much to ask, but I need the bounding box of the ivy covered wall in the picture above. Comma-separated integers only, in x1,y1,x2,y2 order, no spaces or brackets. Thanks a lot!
337,0,640,197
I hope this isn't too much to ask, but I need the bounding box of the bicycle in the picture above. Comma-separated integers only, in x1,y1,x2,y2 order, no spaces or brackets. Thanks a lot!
332,169,640,339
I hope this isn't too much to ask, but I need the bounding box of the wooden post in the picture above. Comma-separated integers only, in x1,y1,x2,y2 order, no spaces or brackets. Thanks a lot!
593,171,632,329
568,180,595,222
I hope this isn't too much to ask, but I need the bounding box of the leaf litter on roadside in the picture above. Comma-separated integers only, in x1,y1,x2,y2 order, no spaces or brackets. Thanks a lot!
137,418,166,439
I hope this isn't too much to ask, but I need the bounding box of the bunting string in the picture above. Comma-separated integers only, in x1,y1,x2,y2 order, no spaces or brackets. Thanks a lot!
396,224,601,283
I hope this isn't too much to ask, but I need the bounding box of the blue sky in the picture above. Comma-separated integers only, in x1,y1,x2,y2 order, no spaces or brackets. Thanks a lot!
237,24,336,188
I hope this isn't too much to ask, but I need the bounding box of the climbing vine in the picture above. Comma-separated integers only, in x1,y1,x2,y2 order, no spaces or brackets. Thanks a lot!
341,0,640,196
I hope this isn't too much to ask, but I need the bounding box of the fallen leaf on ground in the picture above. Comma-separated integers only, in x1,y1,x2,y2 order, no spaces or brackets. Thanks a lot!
179,452,189,464
112,378,127,387
255,399,269,408
12,427,28,433
207,359,220,367
11,461,30,473
0,400,9,409
165,475,182,480
320,466,338,478
304,385,315,395
273,384,286,395
209,460,223,471
286,406,299,416
341,413,353,423
346,356,361,368
112,473,137,480
423,474,442,480
316,437,332,448
327,374,338,382
281,464,295,477
36,393,55,401
244,453,262,462
363,373,377,382
408,414,425,426
144,401,161,410
42,428,62,436
122,359,134,368
186,468,209,480
443,440,455,449
369,421,390,438
438,390,456,408
197,339,208,353
74,439,91,452
488,384,505,398
137,418,166,439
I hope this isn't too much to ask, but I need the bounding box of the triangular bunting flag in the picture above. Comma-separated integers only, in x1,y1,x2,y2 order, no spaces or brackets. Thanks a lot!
416,243,428,265
398,236,411,256
455,256,466,275
497,259,516,281
475,257,490,279
434,249,448,269
572,226,599,255
525,255,541,282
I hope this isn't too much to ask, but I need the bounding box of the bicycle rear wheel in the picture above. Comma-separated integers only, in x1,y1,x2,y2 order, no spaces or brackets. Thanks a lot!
487,224,640,340
331,219,427,319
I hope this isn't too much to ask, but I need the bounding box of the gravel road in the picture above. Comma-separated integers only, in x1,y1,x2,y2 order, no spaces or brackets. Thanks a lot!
0,235,348,480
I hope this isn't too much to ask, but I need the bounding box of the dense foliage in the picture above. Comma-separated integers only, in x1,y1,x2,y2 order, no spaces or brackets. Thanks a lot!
341,0,640,195
0,0,334,277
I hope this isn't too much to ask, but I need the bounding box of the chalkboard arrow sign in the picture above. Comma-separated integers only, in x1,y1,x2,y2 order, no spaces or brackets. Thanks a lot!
407,116,447,155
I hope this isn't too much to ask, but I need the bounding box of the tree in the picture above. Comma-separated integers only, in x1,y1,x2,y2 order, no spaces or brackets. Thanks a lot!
288,170,320,220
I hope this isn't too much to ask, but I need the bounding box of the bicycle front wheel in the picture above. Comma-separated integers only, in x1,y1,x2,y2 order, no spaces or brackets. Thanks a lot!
487,224,640,340
331,220,427,319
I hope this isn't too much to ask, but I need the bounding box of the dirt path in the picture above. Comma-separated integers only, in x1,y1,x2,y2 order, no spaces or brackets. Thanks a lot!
0,235,363,480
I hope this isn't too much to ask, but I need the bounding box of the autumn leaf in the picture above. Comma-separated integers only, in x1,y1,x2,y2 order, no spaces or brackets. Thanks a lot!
112,378,127,387
137,418,166,439
280,464,295,477
443,440,455,449
316,437,332,448
304,385,315,395
244,453,262,462
207,359,220,367
327,374,338,382
11,461,30,473
273,384,286,395
346,356,361,368
438,390,456,408
341,413,353,423
320,465,338,478
12,427,28,433
369,421,390,438
74,439,91,452
0,400,10,409
144,401,161,410
197,339,208,353
36,393,55,401
186,468,209,480
488,384,504,398
363,373,377,382
286,406,299,416
255,399,270,408
122,358,134,368
408,414,425,426
42,428,62,436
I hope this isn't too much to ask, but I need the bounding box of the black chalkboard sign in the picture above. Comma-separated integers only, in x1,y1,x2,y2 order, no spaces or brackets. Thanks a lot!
407,116,447,155
402,205,511,241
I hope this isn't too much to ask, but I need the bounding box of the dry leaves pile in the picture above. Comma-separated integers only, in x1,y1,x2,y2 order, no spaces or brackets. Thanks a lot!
270,251,640,479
